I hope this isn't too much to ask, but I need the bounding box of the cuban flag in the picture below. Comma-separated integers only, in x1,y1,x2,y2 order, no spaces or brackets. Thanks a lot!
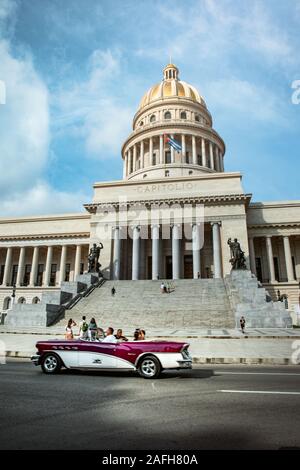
164,135,182,153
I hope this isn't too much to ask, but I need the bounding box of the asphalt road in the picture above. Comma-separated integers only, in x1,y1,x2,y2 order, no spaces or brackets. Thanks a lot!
0,360,300,450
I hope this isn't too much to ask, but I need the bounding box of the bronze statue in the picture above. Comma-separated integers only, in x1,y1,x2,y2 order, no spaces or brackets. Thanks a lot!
88,242,103,273
227,238,247,270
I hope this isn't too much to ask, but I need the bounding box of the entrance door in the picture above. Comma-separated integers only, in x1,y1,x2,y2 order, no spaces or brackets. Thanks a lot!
165,256,172,279
184,255,193,279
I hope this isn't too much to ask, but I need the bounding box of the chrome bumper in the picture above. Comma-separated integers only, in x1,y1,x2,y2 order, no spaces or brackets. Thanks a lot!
31,354,40,366
177,359,192,369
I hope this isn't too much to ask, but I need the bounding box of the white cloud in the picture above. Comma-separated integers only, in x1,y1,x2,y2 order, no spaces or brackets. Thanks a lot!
0,181,89,217
52,49,133,159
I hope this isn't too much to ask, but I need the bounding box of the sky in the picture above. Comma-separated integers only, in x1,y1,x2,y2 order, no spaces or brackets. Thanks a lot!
0,0,299,217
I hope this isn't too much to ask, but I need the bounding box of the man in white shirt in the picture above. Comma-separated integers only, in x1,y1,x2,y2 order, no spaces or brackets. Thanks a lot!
102,327,117,343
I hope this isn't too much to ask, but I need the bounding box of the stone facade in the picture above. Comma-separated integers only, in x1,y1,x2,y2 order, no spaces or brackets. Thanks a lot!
0,64,299,320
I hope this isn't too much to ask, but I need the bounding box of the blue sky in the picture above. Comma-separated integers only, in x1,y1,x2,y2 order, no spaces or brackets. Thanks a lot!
0,0,299,216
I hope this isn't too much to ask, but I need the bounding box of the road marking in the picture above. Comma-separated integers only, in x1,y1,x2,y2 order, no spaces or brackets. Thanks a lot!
219,372,300,376
219,390,300,395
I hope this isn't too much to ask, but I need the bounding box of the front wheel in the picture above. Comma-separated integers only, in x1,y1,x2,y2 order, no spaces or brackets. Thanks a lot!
41,353,62,374
138,356,161,379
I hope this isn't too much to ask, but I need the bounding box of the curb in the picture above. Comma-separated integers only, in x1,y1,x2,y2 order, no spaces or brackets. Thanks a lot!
4,351,296,365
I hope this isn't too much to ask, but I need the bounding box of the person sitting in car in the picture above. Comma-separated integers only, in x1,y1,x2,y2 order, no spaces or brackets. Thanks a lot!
138,329,146,340
115,328,128,342
102,327,117,343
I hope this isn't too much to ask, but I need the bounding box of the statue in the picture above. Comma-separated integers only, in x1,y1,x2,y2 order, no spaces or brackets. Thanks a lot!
227,238,247,270
88,242,103,274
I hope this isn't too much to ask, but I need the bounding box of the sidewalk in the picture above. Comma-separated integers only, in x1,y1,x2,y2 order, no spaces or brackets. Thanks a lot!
0,332,299,365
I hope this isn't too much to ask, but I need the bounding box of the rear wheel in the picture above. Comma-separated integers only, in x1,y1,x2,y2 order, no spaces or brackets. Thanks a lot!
138,355,161,379
41,353,62,374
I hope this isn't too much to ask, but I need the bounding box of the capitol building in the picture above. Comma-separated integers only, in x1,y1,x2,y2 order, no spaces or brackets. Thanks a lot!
1,64,300,319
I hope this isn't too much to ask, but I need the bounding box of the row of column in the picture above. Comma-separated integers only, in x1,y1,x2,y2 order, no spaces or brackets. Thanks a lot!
112,222,222,280
124,135,224,177
248,235,296,282
1,244,86,288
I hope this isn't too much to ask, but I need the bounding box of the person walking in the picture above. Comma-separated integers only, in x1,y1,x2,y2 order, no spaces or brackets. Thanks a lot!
111,286,116,296
240,316,246,334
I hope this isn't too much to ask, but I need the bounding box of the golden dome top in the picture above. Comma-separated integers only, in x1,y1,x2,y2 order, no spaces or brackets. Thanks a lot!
138,64,206,110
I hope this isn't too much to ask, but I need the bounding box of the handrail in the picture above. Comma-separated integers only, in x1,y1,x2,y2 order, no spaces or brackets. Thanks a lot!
65,278,106,310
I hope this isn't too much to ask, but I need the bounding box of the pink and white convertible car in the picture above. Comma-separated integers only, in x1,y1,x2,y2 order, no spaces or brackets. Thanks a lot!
31,338,192,379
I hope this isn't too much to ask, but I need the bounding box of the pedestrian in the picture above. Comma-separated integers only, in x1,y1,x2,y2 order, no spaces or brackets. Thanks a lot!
65,318,77,340
88,317,98,340
160,282,165,293
240,316,246,334
79,315,88,339
111,286,116,296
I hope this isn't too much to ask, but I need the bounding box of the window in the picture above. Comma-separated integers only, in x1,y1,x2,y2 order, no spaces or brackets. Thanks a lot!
3,297,11,310
80,262,84,275
274,257,280,282
23,264,31,286
150,114,156,123
50,264,57,286
32,297,40,304
152,153,156,165
65,263,71,282
180,111,187,119
37,264,44,286
185,151,190,164
139,121,144,126
143,174,147,178
195,115,200,122
0,265,4,285
189,170,193,175
292,256,297,280
165,151,171,163
255,258,262,283
11,264,18,286
164,111,171,120
18,297,26,304
165,170,170,177
197,154,202,166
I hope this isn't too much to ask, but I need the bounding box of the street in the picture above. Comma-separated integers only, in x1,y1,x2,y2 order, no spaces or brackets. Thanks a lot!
0,360,300,450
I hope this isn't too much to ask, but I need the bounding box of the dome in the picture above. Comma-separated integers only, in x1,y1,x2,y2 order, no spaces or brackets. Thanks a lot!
138,63,206,110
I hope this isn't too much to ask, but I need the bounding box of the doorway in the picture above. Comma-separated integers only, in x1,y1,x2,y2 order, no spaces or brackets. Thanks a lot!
184,255,193,279
165,256,172,279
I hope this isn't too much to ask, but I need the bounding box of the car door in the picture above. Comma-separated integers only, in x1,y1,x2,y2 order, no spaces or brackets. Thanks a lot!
78,341,117,369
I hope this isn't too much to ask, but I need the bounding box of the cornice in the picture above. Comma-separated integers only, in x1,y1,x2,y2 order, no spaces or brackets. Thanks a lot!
0,232,90,242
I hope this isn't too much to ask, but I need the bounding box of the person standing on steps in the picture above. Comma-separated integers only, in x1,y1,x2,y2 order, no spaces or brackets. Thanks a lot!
79,315,88,339
240,316,246,334
111,286,116,296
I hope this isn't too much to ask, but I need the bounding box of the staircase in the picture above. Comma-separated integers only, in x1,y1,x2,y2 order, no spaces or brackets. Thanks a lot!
58,279,235,329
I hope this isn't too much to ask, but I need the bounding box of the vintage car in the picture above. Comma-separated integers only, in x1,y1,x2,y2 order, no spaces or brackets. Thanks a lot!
31,338,192,379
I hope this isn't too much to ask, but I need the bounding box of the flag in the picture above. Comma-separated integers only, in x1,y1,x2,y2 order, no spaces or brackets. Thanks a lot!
164,135,182,152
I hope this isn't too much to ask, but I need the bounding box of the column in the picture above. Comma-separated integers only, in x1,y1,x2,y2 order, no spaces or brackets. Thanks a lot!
170,134,175,163
133,144,137,172
201,138,207,167
132,226,140,280
59,245,67,285
192,224,201,279
181,134,186,162
2,247,13,286
74,244,82,280
211,222,222,278
127,149,132,175
43,245,53,287
159,135,164,164
16,247,26,287
283,236,295,281
209,142,215,170
140,140,144,169
113,227,121,280
248,237,257,276
29,246,39,287
192,135,197,165
151,224,160,280
123,154,127,179
172,224,181,279
149,137,153,166
265,236,275,283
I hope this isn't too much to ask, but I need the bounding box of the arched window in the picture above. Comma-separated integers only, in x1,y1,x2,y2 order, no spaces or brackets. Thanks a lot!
189,170,193,175
195,114,200,122
18,297,26,304
165,170,170,177
164,111,171,120
139,121,144,126
180,111,187,120
150,114,156,123
32,297,40,304
143,174,147,178
3,297,11,310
